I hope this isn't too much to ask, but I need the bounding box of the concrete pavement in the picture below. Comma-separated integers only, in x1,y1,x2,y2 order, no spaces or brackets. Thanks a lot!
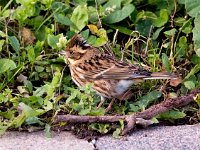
0,124,200,150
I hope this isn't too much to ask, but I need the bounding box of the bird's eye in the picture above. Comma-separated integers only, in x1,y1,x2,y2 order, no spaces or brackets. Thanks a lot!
70,51,74,55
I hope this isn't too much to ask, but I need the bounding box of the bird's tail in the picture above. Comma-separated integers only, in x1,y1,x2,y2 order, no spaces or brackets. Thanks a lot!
144,72,177,80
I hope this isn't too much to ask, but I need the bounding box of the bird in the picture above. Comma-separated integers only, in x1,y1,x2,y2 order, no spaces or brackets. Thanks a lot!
61,34,176,111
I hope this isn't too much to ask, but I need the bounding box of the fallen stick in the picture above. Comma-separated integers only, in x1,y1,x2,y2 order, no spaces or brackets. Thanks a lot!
54,89,200,135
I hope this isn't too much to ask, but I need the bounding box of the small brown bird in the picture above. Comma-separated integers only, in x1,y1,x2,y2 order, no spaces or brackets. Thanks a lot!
62,34,176,111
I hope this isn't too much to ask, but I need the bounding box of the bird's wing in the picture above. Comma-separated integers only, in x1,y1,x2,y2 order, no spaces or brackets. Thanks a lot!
74,54,152,80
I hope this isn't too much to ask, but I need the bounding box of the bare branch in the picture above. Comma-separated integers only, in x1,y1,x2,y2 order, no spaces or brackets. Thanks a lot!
54,89,200,135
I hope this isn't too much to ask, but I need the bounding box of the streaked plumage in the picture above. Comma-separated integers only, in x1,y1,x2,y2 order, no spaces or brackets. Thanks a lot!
62,34,176,109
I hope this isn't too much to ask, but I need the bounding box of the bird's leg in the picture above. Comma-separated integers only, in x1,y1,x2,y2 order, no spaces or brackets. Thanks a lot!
97,96,105,109
105,98,115,112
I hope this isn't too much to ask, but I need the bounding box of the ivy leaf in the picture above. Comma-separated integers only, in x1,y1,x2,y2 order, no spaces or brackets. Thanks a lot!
70,5,88,33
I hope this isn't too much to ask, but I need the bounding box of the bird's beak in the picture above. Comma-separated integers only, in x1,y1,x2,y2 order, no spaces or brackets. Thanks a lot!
59,50,66,56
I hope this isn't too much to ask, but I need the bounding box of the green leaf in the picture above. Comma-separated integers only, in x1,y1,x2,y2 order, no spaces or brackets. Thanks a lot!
136,19,153,36
129,90,162,112
191,55,200,64
26,45,35,63
157,110,186,120
103,0,122,10
54,13,73,26
164,28,177,37
89,123,110,134
0,59,17,74
8,36,20,55
34,85,49,97
70,5,88,33
88,108,105,116
0,40,5,51
135,11,157,23
184,64,200,79
153,9,169,27
0,109,14,119
192,14,200,56
24,80,33,93
44,124,52,138
79,108,91,115
0,125,8,136
162,53,171,72
103,4,135,24
35,66,44,72
47,34,60,49
107,24,133,35
152,27,164,40
184,81,195,90
113,128,121,138
176,36,188,59
0,31,6,37
185,0,200,17
19,102,41,118
92,29,108,47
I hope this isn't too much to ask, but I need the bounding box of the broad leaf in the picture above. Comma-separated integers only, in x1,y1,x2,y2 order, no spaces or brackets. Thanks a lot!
54,13,73,26
8,36,20,55
192,14,200,56
70,5,88,33
0,59,17,74
129,90,162,112
185,0,200,17
103,4,135,24
153,9,169,27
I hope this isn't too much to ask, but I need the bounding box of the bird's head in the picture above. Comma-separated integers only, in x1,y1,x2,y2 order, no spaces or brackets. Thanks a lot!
62,34,92,64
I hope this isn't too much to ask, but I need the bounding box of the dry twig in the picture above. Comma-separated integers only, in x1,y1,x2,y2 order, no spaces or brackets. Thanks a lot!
54,89,200,135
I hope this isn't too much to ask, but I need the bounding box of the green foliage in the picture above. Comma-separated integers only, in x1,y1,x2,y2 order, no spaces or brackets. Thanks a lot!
102,3,135,24
70,5,88,33
129,90,162,112
0,0,200,136
0,59,16,74
157,110,186,120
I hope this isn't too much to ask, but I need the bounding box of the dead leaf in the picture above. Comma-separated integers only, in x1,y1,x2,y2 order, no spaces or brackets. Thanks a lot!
87,24,98,34
17,74,27,82
20,27,36,45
